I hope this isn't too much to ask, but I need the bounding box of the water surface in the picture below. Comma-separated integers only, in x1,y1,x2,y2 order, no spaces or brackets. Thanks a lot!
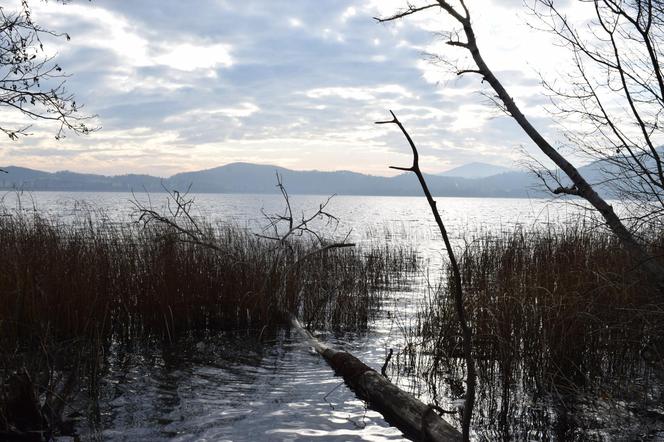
5,191,596,441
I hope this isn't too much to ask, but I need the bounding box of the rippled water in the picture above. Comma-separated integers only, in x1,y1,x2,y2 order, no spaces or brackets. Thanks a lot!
3,191,600,441
97,332,409,441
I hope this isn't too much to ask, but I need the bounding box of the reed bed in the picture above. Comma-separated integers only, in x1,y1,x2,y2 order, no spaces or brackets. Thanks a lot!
413,225,664,440
0,209,417,438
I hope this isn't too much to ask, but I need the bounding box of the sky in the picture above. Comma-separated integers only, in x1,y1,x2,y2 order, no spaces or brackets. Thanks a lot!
0,0,590,177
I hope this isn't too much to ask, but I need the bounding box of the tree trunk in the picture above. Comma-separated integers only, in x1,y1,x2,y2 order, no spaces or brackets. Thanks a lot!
290,315,462,441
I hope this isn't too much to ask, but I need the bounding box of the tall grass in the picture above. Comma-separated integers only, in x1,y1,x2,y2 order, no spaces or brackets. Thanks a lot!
413,226,664,440
0,209,417,437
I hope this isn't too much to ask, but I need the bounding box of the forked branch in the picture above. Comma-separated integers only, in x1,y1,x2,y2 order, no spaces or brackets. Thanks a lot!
132,185,218,248
257,173,355,255
376,110,476,441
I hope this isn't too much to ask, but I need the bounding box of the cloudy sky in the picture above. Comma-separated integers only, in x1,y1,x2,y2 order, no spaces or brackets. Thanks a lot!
1,0,588,177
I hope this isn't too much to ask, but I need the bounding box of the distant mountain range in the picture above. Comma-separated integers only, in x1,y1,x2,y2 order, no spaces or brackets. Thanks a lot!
438,162,514,178
0,161,611,198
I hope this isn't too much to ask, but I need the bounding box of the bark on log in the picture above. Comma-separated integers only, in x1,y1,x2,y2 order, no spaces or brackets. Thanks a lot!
290,315,462,441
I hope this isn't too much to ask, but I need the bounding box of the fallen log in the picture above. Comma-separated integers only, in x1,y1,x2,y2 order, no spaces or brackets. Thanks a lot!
290,315,462,442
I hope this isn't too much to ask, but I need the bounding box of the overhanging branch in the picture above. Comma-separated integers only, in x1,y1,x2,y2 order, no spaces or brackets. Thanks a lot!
374,3,439,22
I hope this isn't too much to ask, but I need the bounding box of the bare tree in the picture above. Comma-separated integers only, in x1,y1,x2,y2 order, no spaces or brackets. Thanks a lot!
0,0,94,141
530,0,664,232
376,0,664,286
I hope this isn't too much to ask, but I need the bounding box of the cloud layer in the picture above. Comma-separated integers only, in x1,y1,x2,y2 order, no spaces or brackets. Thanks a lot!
1,0,587,176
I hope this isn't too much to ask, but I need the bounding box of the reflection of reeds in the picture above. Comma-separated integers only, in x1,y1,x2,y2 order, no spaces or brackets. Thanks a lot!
0,209,417,436
414,226,664,439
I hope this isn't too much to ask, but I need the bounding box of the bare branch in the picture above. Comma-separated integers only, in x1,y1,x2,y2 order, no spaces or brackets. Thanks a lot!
446,40,469,48
553,185,581,196
377,110,476,442
456,69,482,76
374,3,439,22
0,1,97,140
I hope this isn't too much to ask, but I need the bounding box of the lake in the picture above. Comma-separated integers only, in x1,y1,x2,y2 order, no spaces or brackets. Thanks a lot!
2,191,602,441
